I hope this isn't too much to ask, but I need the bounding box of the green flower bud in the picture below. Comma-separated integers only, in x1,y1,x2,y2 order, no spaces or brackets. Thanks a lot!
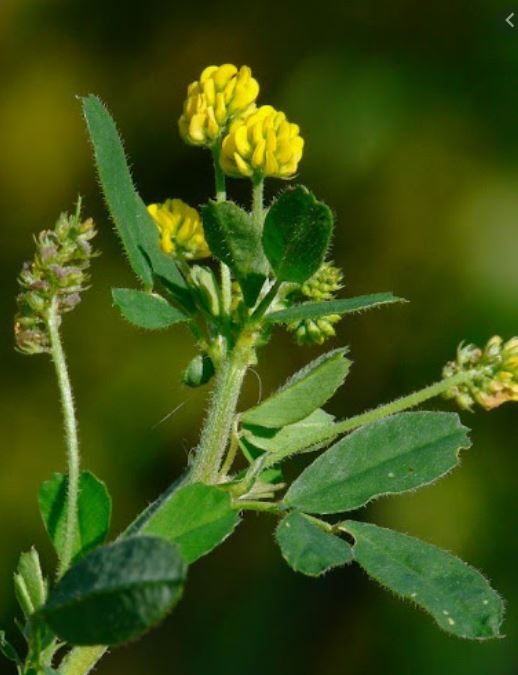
182,353,215,388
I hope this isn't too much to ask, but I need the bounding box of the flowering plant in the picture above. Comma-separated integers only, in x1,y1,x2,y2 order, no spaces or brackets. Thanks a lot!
3,64,516,675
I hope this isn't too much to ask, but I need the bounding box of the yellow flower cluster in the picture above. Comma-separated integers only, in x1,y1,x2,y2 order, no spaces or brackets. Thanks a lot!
178,64,259,147
147,199,210,260
443,336,518,411
178,64,304,180
220,105,304,180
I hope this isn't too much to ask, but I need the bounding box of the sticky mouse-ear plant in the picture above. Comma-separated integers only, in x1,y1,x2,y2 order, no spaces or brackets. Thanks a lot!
4,64,516,674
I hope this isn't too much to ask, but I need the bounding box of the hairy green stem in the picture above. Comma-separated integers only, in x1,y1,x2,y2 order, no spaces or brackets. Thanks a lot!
334,370,473,436
212,145,226,202
252,177,264,228
263,370,474,468
47,299,80,579
250,279,281,322
189,344,250,483
211,145,232,318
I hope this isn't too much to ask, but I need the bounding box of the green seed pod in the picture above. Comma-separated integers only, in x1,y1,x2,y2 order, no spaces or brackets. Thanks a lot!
182,353,215,387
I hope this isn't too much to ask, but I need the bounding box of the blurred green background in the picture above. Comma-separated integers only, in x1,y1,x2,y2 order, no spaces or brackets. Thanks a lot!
1,0,517,673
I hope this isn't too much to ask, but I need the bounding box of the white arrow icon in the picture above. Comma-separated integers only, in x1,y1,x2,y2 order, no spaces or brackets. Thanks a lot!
506,12,515,27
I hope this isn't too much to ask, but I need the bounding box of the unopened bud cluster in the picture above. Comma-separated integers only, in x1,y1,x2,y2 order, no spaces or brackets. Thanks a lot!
443,336,518,411
14,208,97,355
287,263,344,345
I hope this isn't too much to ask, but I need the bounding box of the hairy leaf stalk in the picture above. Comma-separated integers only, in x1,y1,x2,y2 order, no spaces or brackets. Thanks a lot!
335,370,474,435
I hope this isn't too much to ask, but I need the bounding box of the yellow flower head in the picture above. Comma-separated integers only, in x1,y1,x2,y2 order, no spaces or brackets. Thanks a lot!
178,64,259,148
443,335,518,411
220,105,304,180
147,199,210,260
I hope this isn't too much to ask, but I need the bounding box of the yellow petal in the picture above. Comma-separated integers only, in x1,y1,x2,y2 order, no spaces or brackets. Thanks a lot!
234,152,253,176
189,114,207,143
251,140,266,169
200,65,218,82
214,93,227,124
214,64,238,89
202,78,216,106
234,124,252,157
264,150,279,176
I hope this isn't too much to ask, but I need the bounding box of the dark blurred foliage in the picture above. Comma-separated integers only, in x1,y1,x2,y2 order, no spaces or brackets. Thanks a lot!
0,1,517,673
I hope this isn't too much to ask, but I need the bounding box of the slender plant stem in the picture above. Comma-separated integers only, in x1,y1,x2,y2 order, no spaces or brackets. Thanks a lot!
252,177,264,228
212,145,226,202
250,279,281,322
189,345,250,483
264,370,475,468
211,145,232,317
333,370,474,436
47,299,80,579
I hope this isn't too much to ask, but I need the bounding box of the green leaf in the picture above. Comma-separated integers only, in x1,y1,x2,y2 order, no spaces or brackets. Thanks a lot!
242,409,338,466
201,201,269,305
276,512,352,577
39,471,111,563
241,349,350,428
81,95,187,297
123,473,186,537
41,536,186,646
262,185,333,283
0,631,20,664
112,288,188,330
143,483,240,564
342,520,504,640
266,292,405,324
285,412,470,514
